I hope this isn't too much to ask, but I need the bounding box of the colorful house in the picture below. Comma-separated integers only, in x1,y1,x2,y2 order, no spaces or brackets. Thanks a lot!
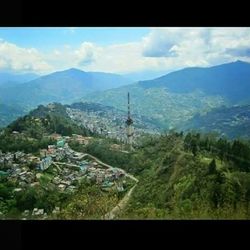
38,156,52,171
56,139,65,148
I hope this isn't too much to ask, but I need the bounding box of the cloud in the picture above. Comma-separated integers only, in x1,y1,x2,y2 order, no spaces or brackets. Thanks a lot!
3,28,250,75
0,39,53,73
49,28,250,74
140,27,250,69
142,28,208,57
74,42,100,67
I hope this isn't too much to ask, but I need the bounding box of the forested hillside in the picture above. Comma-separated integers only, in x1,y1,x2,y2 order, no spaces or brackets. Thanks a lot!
80,132,250,219
0,103,94,154
180,105,250,139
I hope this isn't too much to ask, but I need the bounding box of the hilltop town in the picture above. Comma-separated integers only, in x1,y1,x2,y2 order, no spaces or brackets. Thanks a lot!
0,132,134,219
66,102,160,143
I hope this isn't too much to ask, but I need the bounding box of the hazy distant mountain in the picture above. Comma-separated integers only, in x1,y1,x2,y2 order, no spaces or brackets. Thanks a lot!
180,105,250,139
81,61,250,129
0,103,26,127
0,68,132,108
124,69,171,81
0,72,39,87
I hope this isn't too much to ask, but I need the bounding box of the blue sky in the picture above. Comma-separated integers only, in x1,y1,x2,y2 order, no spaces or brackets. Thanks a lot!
0,27,250,76
0,28,149,52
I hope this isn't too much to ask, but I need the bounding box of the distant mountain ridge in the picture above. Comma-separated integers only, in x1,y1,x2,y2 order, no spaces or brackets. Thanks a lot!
0,68,132,108
0,72,39,87
138,60,250,103
1,61,250,136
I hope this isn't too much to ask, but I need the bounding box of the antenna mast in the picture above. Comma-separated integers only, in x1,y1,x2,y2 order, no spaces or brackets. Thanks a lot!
125,92,133,150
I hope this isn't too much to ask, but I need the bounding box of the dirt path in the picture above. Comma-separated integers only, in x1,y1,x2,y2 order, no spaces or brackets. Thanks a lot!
62,148,139,219
83,152,139,219
104,184,137,220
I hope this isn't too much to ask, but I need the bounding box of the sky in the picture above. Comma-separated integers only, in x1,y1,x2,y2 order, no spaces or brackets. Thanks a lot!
0,27,250,76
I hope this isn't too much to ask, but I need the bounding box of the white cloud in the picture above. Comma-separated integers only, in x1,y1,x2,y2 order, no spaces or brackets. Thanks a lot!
141,27,250,69
2,28,250,75
77,27,250,74
74,42,101,67
0,40,53,73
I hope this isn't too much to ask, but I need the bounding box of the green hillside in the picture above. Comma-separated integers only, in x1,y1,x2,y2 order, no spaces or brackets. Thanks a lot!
0,103,95,154
81,84,225,129
180,105,250,139
116,132,250,219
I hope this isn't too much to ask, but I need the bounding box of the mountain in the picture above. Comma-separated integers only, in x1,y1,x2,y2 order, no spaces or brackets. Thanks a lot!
0,72,39,87
124,69,171,81
0,103,26,128
5,101,160,142
0,68,132,108
6,103,95,139
179,105,250,139
139,60,250,103
81,61,250,130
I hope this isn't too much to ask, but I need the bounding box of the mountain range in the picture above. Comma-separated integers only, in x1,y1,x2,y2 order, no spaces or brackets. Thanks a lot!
138,60,250,103
0,72,39,87
81,60,250,130
1,60,250,139
0,68,132,108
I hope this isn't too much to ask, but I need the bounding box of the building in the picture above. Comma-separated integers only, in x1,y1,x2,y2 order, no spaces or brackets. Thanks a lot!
48,145,56,154
50,133,62,141
56,139,65,148
38,156,52,171
71,134,92,145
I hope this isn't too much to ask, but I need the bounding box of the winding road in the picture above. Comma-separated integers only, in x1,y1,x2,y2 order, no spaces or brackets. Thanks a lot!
59,148,139,219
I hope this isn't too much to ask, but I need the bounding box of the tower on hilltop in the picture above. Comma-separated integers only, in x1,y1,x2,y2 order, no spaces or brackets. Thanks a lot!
125,92,134,151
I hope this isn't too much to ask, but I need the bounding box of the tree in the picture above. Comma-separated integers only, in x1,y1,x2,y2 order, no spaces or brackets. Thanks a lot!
208,159,217,175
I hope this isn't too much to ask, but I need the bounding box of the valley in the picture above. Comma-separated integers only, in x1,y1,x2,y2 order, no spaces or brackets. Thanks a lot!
1,60,250,220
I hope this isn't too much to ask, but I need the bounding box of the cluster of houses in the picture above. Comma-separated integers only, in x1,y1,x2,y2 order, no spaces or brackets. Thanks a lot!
82,161,126,191
1,133,129,218
1,133,127,193
0,150,41,189
50,154,126,193
66,107,160,143
22,207,59,219
49,132,92,146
